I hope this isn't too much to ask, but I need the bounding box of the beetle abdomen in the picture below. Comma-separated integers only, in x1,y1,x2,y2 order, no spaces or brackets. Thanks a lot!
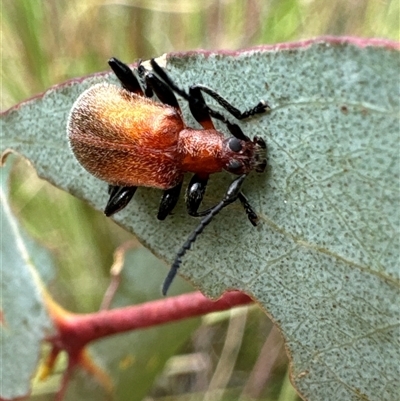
68,83,184,188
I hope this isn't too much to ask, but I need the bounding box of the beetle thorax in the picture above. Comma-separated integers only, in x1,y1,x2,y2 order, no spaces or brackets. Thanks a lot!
178,128,225,174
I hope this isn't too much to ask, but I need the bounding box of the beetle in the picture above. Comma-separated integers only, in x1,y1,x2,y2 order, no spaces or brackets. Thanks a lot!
67,57,268,294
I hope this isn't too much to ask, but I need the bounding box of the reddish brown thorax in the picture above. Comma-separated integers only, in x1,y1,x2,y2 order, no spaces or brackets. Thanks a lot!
178,129,224,174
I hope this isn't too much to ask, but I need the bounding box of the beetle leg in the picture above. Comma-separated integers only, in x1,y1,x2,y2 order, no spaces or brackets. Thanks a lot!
136,61,154,98
185,174,209,216
149,59,269,140
190,191,258,226
105,185,138,216
190,84,269,120
157,181,183,220
162,175,247,295
187,87,259,141
187,86,255,141
149,59,214,130
185,173,258,226
237,192,259,226
108,58,144,95
186,88,215,130
138,65,181,110
188,87,253,140
150,59,190,100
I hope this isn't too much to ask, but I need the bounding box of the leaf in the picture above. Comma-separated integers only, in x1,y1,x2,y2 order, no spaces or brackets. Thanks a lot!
1,38,399,401
0,155,54,400
1,156,197,400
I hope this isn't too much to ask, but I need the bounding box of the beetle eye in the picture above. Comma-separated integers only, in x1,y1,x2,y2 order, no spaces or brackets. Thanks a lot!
228,138,242,152
227,159,243,171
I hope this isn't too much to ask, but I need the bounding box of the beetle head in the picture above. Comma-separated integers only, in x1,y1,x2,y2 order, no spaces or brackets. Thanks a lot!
222,135,267,175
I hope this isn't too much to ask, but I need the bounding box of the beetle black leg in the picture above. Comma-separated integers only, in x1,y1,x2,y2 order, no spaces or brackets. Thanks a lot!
150,59,269,120
150,59,190,100
136,61,154,98
157,181,183,220
186,88,215,130
238,192,259,226
189,190,259,226
188,86,262,141
185,173,257,226
187,87,251,141
191,84,269,119
149,60,215,130
108,58,144,95
138,65,181,110
105,185,138,216
162,175,247,295
188,88,268,141
149,59,269,140
185,174,209,216
150,59,219,131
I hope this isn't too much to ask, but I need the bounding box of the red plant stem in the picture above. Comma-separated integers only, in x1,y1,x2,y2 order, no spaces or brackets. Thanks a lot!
53,291,253,353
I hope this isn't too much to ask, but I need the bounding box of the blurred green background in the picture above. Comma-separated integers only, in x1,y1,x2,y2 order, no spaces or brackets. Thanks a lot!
2,1,398,400
2,0,398,108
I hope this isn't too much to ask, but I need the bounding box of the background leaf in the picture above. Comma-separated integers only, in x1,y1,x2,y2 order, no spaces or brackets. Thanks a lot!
1,157,197,401
2,38,399,401
0,155,54,399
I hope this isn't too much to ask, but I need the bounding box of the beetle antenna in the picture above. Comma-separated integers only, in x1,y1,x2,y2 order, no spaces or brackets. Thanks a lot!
162,175,247,295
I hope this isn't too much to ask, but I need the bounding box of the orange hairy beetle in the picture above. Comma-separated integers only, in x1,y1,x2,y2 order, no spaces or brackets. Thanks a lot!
68,57,268,294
